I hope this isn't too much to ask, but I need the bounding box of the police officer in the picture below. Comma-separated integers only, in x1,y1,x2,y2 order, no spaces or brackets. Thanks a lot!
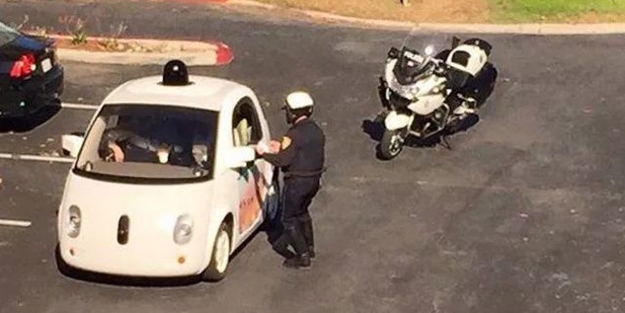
255,91,325,269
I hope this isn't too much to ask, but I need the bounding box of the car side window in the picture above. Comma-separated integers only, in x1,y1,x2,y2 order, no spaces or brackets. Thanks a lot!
232,100,262,146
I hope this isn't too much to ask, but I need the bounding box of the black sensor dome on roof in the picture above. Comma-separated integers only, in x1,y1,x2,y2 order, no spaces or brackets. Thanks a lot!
162,59,191,86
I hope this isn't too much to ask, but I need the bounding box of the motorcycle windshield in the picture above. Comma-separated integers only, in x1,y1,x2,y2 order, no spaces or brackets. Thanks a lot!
390,30,451,85
393,50,433,85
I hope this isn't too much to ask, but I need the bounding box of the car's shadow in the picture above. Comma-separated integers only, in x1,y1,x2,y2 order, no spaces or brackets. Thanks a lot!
0,100,62,133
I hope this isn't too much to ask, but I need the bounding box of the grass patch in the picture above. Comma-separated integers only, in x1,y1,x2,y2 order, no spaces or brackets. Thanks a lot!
489,0,625,22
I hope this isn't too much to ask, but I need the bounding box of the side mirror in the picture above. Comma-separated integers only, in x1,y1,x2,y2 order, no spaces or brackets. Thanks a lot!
224,146,256,169
387,47,399,59
452,36,461,49
61,132,84,158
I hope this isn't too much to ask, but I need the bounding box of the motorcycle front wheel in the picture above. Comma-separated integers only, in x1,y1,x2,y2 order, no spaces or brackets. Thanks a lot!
379,129,405,160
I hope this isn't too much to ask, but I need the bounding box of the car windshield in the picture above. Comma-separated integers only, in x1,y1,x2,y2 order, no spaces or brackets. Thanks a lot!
75,104,218,182
0,21,20,47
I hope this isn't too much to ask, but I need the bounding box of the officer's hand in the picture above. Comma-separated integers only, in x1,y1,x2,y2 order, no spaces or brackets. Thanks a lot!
108,142,125,162
269,140,281,153
254,144,266,155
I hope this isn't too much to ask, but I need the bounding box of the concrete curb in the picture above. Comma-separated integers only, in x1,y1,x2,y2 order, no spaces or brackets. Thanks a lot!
227,0,625,34
42,34,233,66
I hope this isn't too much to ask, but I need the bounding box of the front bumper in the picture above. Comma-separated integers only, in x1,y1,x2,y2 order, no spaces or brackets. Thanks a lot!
0,65,64,118
58,235,208,278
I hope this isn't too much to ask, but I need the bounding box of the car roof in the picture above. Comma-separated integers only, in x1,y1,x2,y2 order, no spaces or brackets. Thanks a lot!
101,75,249,112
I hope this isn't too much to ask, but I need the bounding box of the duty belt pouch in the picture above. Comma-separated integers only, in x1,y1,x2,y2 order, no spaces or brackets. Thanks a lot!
283,167,326,178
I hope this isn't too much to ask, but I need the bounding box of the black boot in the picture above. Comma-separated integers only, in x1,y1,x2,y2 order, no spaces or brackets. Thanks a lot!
301,217,315,258
308,246,316,259
283,253,312,269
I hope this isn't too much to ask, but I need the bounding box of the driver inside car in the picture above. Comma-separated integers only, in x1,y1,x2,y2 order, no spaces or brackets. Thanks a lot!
98,117,199,167
98,127,159,163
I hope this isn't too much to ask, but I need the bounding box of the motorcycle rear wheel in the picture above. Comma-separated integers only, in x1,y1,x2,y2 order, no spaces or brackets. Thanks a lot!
379,129,404,160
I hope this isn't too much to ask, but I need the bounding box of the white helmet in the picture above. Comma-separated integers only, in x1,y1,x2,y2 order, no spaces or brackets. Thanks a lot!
285,91,314,110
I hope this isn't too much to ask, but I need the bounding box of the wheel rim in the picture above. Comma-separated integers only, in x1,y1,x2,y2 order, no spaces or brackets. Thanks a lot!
214,230,230,273
388,133,402,155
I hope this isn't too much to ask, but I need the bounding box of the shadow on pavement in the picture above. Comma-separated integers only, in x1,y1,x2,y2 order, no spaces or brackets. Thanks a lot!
0,100,62,133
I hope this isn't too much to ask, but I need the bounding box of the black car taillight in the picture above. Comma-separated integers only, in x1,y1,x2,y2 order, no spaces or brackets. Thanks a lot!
9,53,35,78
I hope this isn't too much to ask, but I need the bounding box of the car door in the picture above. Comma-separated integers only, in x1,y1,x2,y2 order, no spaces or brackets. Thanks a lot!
231,98,270,241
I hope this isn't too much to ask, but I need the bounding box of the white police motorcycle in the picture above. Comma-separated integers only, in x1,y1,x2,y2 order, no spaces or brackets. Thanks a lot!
377,36,497,160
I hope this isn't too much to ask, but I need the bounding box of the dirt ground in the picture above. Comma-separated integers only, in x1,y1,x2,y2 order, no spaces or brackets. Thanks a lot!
400,0,491,23
236,0,492,23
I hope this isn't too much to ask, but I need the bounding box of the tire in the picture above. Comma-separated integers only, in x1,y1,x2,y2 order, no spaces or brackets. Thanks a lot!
379,129,404,160
201,222,231,282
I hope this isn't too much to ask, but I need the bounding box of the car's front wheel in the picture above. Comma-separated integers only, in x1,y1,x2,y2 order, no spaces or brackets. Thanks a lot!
201,222,231,282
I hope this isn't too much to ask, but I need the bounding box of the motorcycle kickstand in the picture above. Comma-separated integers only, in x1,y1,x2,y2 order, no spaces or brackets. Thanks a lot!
440,135,452,150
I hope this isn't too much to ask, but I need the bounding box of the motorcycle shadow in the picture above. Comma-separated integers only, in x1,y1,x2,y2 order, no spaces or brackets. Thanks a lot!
361,114,480,159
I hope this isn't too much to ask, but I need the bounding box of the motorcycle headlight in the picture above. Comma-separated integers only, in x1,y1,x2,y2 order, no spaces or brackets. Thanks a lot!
397,85,418,99
67,205,81,238
173,214,194,245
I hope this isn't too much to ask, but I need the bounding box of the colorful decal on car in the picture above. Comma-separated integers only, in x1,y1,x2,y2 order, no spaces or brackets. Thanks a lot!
238,164,268,233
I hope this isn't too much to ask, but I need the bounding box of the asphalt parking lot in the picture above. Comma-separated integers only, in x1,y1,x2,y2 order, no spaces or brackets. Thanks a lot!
1,1,625,313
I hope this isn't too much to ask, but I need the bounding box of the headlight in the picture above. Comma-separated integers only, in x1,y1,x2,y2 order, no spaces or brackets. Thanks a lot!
397,85,418,99
173,214,194,245
67,205,81,238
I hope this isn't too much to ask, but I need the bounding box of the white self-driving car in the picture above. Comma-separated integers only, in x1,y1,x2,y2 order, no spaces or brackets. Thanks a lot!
57,60,278,282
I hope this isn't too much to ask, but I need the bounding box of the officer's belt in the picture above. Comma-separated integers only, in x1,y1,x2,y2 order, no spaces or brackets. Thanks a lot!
283,168,325,178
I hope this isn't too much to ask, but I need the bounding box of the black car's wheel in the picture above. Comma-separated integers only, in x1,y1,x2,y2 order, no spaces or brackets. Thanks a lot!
379,129,404,160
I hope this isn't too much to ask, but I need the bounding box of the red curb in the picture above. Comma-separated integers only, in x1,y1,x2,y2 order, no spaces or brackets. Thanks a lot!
209,41,234,65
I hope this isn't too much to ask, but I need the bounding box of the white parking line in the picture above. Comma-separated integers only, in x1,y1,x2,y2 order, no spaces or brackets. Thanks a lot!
0,103,90,164
0,219,32,227
60,102,97,110
0,153,74,163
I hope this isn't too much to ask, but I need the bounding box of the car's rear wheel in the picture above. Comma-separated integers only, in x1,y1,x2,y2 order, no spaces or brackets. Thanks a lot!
201,222,231,282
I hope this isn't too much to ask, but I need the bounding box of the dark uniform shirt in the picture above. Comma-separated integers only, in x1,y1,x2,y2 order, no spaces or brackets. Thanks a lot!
261,118,325,177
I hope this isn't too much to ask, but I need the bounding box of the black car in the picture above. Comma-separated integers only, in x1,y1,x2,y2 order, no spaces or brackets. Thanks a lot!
0,21,64,119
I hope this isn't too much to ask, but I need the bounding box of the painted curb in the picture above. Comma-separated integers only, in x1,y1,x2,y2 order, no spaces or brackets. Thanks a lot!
44,34,233,66
226,0,625,34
